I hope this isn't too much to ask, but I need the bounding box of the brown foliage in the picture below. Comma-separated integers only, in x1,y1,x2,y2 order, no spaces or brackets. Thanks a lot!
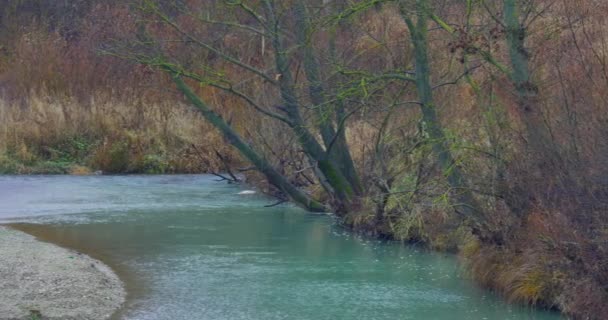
1,0,608,318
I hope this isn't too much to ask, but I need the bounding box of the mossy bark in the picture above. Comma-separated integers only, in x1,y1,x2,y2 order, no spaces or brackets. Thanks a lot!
400,0,487,233
293,1,363,196
263,0,355,211
172,75,326,212
503,0,562,173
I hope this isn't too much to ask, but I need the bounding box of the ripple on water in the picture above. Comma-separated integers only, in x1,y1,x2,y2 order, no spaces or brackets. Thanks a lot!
0,175,563,320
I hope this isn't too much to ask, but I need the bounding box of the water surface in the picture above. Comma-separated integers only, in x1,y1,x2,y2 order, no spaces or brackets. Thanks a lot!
0,175,562,320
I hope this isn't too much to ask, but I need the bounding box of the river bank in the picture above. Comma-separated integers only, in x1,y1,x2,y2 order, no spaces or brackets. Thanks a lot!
0,175,564,320
0,226,125,320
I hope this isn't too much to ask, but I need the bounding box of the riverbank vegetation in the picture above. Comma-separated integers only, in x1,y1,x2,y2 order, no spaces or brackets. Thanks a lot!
2,0,607,318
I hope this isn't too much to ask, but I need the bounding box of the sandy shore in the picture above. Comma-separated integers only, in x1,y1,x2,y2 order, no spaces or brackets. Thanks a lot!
0,226,126,320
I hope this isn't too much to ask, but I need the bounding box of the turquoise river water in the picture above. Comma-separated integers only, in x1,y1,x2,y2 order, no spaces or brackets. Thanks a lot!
0,175,562,320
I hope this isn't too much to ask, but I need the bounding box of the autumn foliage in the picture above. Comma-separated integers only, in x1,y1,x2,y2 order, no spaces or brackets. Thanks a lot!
1,0,607,318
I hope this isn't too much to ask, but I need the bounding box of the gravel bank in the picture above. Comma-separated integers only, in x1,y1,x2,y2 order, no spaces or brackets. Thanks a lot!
0,226,125,320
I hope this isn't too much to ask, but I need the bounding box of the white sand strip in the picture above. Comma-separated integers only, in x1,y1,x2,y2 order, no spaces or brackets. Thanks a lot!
0,226,125,320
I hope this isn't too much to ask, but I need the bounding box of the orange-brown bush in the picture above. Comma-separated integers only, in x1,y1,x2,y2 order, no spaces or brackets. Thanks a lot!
0,90,241,174
2,0,608,319
0,3,249,174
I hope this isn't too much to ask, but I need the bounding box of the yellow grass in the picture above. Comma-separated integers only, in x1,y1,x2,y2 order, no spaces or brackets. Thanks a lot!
0,91,234,173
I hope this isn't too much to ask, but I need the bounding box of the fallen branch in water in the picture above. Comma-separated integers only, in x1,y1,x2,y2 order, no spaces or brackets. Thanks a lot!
191,144,241,183
264,199,288,207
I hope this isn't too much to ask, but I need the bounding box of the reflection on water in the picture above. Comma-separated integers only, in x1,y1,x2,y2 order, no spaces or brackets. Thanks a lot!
0,175,562,320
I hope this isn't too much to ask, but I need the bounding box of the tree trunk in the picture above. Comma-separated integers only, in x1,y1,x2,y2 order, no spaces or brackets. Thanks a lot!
172,74,327,212
503,0,562,173
293,1,363,195
401,0,487,233
263,0,356,212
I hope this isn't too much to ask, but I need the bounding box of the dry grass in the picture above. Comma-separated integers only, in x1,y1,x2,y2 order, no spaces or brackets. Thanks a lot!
2,1,608,319
0,91,236,174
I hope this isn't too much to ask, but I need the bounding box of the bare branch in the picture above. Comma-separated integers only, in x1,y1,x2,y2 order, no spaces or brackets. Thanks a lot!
432,64,482,90
142,1,278,84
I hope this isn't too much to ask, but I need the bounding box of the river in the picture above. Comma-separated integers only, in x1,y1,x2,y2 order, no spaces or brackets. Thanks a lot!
0,175,562,320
